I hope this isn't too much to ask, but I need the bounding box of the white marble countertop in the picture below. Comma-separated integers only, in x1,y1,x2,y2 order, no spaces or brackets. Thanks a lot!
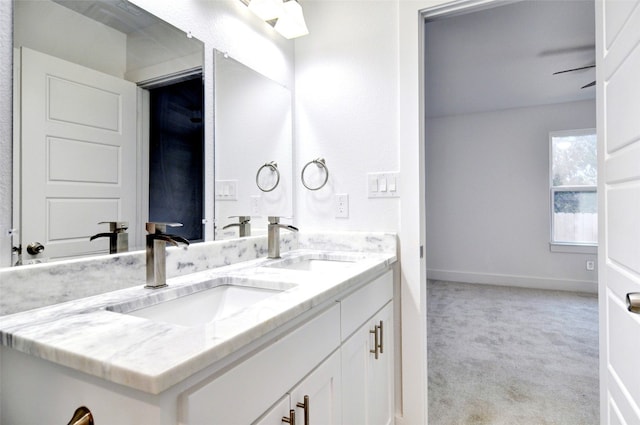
0,249,396,394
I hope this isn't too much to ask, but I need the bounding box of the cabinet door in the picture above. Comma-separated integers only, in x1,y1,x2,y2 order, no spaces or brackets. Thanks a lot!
369,303,394,425
341,302,393,425
290,350,342,425
254,395,291,425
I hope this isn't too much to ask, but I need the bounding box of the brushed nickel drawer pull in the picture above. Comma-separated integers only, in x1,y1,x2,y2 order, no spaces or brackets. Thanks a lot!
282,409,295,425
67,406,94,425
378,320,384,354
296,395,310,425
627,292,640,314
370,325,379,359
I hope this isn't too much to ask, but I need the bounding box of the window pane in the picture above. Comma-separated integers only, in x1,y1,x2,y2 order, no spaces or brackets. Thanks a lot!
553,191,597,244
552,133,597,186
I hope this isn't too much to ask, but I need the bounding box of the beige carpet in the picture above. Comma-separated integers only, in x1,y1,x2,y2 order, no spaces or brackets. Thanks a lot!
427,280,599,425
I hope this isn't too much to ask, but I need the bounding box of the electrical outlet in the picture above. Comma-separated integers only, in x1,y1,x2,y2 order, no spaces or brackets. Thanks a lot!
586,260,595,271
335,194,349,218
250,195,261,216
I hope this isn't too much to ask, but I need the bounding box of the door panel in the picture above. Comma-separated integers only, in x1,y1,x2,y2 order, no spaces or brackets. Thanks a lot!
20,47,137,261
607,185,640,271
48,138,120,183
599,0,640,423
604,1,638,50
47,76,121,131
607,291,640,405
605,39,640,152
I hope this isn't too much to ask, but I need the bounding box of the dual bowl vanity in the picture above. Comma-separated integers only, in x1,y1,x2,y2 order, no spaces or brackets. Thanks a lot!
0,232,397,424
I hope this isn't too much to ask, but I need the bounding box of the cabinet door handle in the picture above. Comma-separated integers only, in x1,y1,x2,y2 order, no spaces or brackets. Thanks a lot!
378,320,384,354
282,409,295,425
296,395,310,425
67,406,94,425
370,325,379,359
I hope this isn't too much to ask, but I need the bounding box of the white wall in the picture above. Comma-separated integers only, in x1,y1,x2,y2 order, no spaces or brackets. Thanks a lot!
293,1,433,423
426,99,597,291
294,0,400,232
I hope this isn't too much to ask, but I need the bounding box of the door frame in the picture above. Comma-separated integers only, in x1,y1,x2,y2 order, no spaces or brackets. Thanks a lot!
400,0,596,423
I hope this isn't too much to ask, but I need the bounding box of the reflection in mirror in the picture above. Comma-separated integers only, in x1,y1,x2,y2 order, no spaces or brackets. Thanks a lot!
12,0,204,266
214,50,293,239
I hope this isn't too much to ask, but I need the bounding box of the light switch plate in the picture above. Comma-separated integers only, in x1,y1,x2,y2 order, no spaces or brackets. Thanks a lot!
368,172,400,198
215,180,238,201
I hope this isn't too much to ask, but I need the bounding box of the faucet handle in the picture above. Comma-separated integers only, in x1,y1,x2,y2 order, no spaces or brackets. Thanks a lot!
98,221,128,232
152,234,190,247
146,222,183,234
268,216,293,224
229,215,251,223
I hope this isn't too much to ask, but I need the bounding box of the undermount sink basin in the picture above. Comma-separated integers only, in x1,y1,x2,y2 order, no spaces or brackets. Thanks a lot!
110,283,286,327
267,257,357,272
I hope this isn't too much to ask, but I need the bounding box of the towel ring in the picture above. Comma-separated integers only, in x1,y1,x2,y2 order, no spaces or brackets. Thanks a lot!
301,158,329,191
256,161,280,192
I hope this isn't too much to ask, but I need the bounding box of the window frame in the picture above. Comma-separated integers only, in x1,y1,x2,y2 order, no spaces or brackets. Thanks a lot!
549,128,597,253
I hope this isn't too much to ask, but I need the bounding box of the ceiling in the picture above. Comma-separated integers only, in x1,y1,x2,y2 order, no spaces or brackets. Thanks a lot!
425,0,596,118
52,0,159,34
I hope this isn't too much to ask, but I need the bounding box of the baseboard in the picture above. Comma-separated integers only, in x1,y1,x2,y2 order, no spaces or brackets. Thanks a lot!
427,269,598,294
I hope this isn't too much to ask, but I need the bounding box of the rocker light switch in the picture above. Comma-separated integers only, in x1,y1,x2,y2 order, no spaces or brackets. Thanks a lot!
215,180,238,201
368,172,400,198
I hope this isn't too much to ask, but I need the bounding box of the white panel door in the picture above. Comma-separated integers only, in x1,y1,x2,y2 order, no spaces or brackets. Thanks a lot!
20,47,137,262
598,1,640,423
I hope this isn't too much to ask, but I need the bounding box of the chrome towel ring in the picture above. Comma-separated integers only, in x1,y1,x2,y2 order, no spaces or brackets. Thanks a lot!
301,158,329,191
256,161,280,192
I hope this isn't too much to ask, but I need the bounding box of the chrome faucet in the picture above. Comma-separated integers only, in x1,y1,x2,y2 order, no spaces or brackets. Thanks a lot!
145,222,190,289
89,221,129,254
267,216,298,259
223,216,251,237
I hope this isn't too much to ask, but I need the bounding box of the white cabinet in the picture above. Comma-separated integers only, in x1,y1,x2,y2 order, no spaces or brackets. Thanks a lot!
257,349,341,425
342,297,394,424
0,269,394,425
183,270,394,425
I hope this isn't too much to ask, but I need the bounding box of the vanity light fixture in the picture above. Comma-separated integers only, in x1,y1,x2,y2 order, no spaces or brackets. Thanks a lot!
248,0,284,21
274,0,309,39
244,0,309,39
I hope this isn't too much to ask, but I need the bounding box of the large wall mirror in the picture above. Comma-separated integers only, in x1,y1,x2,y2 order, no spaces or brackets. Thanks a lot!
11,0,204,266
213,50,293,239
8,0,295,268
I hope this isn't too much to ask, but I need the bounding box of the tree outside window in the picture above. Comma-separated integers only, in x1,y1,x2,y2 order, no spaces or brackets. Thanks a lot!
550,129,597,245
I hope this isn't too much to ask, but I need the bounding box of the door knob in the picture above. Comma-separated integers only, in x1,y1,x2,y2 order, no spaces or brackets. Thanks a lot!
626,293,640,314
26,242,44,255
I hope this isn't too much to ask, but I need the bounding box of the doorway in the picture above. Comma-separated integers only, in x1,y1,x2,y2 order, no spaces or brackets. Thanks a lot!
148,77,204,242
423,1,598,423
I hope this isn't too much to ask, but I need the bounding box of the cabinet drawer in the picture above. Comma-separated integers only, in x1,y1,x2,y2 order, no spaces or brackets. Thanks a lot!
340,270,393,341
180,303,340,425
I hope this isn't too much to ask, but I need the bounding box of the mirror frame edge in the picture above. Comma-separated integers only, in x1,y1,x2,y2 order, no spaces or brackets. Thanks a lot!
0,0,14,267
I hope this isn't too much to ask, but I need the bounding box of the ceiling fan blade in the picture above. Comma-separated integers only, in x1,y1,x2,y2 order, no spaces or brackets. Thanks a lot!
581,81,596,89
553,65,596,75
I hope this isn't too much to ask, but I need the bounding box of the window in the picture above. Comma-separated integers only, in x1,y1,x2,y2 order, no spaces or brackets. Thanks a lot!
550,129,597,247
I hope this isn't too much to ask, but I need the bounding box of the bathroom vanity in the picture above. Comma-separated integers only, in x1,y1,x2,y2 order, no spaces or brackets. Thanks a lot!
0,233,397,424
